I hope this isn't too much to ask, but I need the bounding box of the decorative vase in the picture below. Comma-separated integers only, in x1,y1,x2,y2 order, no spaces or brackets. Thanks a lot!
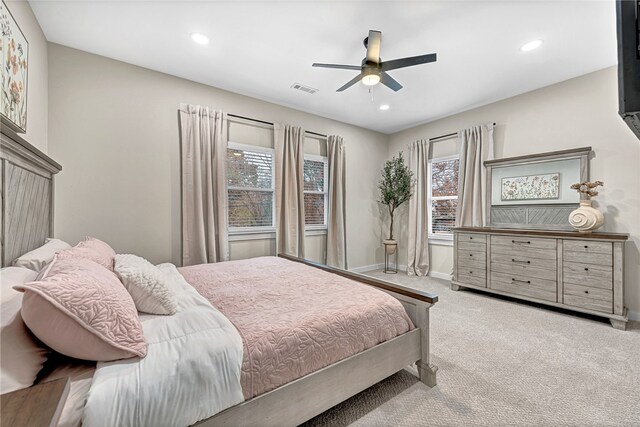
383,239,397,254
569,199,604,233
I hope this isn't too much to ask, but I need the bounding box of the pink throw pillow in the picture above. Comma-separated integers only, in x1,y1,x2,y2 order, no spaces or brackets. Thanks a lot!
14,257,147,361
57,237,116,271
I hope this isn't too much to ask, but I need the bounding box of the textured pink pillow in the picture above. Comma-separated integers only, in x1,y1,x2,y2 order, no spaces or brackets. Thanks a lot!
56,237,116,271
14,257,147,361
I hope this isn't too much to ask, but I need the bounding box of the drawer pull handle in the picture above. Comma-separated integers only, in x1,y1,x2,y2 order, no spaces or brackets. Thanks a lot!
584,290,589,294
511,278,531,284
469,254,473,257
469,237,473,240
469,271,473,274
512,240,531,244
584,245,588,249
511,259,531,264
584,268,589,271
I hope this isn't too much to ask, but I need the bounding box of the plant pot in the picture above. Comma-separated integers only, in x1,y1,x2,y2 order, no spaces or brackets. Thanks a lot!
569,199,604,233
383,239,398,254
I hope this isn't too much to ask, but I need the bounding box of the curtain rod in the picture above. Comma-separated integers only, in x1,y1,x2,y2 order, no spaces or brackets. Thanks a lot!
227,113,328,138
429,132,457,142
429,122,496,143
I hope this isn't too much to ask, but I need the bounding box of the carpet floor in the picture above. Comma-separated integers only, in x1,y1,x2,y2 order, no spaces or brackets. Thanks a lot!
302,270,640,427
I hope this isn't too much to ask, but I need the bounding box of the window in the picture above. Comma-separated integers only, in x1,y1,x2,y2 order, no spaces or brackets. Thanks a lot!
227,142,275,231
428,156,459,239
303,155,328,228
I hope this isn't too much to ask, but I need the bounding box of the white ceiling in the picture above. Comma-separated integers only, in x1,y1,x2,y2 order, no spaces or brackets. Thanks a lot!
29,0,617,134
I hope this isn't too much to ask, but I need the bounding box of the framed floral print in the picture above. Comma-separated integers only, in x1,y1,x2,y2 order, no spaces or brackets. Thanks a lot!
501,173,560,201
1,1,28,133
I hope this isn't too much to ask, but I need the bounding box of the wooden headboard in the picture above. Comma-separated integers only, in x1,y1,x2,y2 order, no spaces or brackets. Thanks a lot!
0,128,61,267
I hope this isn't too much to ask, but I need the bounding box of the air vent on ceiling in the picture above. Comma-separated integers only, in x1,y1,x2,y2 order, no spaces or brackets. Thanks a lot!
291,83,319,95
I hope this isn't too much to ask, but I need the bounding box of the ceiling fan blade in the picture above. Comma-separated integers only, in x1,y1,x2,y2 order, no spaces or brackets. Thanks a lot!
380,53,437,72
337,73,364,92
312,63,362,71
380,72,403,92
366,30,382,63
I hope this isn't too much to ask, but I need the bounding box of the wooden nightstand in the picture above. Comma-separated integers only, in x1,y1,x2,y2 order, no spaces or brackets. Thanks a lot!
1,378,70,427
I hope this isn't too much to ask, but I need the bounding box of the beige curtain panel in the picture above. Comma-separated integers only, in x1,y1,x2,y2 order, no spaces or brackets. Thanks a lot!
275,124,306,257
326,135,347,269
179,104,229,266
456,123,495,227
407,139,431,276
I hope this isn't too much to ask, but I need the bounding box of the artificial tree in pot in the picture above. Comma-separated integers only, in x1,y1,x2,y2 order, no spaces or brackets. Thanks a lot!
378,152,414,255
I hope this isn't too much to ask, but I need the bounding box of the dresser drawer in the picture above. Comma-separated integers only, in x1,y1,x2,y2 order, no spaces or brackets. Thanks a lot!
457,273,487,288
458,266,486,280
491,262,557,281
563,240,612,255
457,233,486,244
458,241,486,251
490,272,557,302
491,244,556,260
563,283,612,313
491,252,557,271
458,249,486,265
563,251,612,267
563,262,612,289
491,235,557,250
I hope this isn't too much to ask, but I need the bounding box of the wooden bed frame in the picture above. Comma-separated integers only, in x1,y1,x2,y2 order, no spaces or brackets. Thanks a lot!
198,254,439,427
0,128,61,267
1,127,439,427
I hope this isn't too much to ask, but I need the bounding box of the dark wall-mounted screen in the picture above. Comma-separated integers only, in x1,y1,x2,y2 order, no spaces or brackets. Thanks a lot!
616,0,640,138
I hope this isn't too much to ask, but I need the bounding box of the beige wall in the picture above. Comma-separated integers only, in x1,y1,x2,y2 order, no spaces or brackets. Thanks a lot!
47,43,388,269
388,67,640,318
46,42,639,316
5,1,47,152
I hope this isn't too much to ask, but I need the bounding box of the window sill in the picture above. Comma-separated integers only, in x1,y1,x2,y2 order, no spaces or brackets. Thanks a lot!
228,228,327,241
305,227,327,236
428,235,454,247
228,229,275,241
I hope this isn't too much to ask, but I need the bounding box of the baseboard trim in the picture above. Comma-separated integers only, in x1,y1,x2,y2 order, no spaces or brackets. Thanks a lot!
428,271,451,281
349,264,384,273
629,310,640,322
349,264,451,281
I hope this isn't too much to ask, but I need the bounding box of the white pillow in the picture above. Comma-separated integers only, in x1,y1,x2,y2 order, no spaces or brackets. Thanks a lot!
114,254,178,315
13,238,71,271
1,267,49,394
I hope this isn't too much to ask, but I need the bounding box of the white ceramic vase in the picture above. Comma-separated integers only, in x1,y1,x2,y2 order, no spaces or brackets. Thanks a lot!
383,239,398,254
569,199,604,233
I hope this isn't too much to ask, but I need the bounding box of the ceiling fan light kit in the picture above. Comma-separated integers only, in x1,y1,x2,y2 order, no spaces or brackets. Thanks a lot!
312,30,437,92
361,68,381,86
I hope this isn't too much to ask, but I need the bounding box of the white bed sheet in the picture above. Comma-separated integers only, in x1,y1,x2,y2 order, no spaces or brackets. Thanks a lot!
82,263,244,427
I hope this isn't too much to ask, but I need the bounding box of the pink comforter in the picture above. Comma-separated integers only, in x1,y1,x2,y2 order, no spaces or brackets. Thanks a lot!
179,256,413,399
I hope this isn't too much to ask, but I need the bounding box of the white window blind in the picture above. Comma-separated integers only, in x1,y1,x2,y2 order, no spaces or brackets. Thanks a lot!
303,156,328,227
227,143,275,230
429,156,459,237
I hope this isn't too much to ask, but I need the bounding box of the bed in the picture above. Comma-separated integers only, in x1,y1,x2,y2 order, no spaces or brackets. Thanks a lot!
0,127,438,426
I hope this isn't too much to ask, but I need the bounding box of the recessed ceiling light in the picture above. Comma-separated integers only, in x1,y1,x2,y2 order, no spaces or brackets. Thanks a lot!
191,33,210,45
379,104,390,111
520,39,543,52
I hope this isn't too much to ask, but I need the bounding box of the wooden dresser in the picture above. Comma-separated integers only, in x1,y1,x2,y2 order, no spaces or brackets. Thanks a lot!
452,227,629,330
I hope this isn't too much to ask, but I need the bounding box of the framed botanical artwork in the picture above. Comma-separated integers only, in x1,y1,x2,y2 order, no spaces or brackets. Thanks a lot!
501,173,560,201
1,0,29,133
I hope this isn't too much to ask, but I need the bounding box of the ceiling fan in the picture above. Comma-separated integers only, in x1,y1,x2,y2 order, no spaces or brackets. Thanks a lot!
312,30,437,92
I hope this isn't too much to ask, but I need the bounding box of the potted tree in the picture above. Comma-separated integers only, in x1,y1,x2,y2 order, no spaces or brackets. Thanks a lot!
378,153,414,255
